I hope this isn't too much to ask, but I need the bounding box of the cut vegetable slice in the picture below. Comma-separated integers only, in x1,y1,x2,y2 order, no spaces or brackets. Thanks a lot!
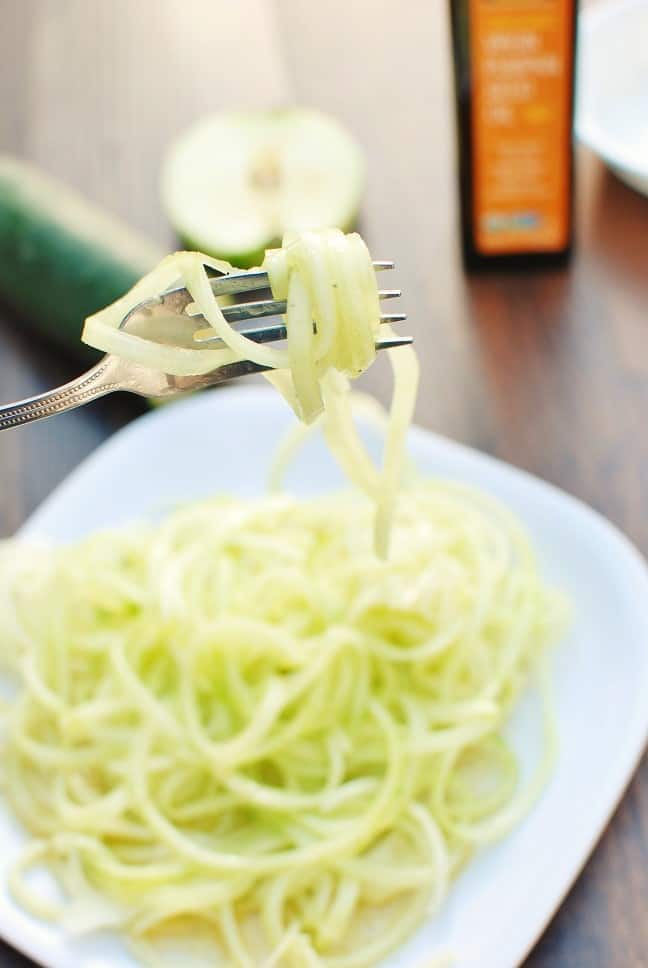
160,109,365,267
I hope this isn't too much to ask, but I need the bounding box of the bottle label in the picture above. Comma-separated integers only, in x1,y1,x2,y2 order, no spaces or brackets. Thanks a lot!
469,0,573,254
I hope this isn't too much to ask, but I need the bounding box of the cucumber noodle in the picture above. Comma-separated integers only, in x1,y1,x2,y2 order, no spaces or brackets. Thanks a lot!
0,230,568,966
0,484,565,966
81,228,419,556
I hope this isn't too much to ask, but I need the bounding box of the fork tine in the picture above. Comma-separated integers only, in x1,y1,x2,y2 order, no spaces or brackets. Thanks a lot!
209,271,269,296
123,262,398,328
214,334,413,383
194,310,407,345
208,291,401,326
220,299,285,323
375,335,413,350
208,261,394,297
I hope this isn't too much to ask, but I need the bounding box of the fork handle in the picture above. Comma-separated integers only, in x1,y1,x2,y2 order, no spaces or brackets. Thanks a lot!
0,356,121,432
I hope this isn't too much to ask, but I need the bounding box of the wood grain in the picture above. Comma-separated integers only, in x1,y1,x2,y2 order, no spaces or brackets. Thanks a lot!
0,0,647,965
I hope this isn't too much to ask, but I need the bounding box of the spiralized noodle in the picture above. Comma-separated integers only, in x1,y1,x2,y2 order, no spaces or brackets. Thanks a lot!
82,229,418,556
0,480,566,966
0,229,568,965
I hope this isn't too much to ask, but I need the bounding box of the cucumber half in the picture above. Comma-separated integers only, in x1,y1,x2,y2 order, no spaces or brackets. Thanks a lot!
160,109,365,268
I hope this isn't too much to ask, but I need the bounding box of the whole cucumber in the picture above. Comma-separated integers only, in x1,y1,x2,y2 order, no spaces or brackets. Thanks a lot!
0,156,164,362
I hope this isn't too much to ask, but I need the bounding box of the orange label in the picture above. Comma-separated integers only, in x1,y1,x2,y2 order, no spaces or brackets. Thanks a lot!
469,0,573,254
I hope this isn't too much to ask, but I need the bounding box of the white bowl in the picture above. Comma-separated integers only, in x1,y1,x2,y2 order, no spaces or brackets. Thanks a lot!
576,0,648,195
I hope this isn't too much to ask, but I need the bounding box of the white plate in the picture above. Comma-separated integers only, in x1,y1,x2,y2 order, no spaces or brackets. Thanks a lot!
3,385,648,968
576,0,648,196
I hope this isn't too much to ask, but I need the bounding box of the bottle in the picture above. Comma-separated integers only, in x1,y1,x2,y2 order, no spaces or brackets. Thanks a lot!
450,0,577,269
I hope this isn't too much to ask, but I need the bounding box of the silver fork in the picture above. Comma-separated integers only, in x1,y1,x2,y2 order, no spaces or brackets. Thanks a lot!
0,263,411,432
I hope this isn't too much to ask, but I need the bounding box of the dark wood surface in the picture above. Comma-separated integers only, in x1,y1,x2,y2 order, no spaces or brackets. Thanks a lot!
0,1,646,965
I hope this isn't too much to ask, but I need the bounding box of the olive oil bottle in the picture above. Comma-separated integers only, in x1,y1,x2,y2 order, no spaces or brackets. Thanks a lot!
450,0,577,269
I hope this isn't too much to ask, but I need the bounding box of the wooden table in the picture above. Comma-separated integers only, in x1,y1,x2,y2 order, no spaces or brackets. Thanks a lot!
0,1,646,965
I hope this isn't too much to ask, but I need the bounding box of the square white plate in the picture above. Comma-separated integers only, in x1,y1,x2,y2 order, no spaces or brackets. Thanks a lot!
2,385,648,968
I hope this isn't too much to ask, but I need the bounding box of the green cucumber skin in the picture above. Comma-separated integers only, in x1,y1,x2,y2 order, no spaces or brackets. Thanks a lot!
0,157,163,362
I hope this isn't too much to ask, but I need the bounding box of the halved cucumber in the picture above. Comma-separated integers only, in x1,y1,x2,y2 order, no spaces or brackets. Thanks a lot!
160,109,365,268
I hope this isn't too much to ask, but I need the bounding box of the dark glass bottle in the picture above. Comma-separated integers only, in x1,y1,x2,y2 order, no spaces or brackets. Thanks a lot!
450,0,578,269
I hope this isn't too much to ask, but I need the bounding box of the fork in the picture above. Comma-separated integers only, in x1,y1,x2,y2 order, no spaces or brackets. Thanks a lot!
0,263,411,432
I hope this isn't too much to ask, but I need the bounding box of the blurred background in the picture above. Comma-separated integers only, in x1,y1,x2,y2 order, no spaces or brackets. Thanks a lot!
0,0,647,965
